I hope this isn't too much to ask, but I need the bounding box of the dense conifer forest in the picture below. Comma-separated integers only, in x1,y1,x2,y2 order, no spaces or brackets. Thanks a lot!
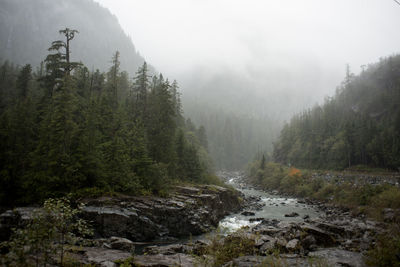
0,29,212,206
273,55,400,170
186,107,278,171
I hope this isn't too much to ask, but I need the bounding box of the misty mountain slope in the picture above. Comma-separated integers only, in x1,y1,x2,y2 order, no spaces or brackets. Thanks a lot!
180,63,335,170
273,55,400,170
0,0,146,73
180,64,334,120
184,104,279,170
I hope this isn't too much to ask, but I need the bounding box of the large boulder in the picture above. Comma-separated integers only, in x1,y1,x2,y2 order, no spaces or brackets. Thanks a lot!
108,236,135,252
301,234,317,251
80,185,242,241
309,248,366,267
223,255,311,267
143,244,193,255
300,224,337,247
0,207,36,241
286,239,300,251
83,247,132,267
133,253,198,267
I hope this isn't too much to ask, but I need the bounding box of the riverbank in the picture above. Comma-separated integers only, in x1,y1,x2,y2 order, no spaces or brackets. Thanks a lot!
246,162,400,221
69,172,383,266
1,171,396,266
245,163,400,266
119,172,384,266
0,184,243,265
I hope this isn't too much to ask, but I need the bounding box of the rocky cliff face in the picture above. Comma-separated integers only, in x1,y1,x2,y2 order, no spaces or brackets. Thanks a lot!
81,185,242,241
0,185,242,243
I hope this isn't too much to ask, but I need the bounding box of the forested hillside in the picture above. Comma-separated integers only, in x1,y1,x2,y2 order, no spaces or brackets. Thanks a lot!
181,58,335,171
186,106,278,170
273,55,400,170
0,0,147,74
0,29,212,206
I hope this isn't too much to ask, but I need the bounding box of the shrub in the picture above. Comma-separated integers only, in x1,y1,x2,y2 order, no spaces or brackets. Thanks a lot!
288,167,301,177
1,197,93,266
366,225,400,267
295,184,314,198
205,230,256,266
199,174,225,187
371,187,400,209
314,183,335,200
280,175,300,194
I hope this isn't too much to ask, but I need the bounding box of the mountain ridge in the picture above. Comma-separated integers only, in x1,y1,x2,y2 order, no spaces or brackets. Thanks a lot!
0,0,148,74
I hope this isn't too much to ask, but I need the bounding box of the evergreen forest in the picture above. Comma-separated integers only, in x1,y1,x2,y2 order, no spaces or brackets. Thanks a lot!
0,28,212,206
273,56,400,170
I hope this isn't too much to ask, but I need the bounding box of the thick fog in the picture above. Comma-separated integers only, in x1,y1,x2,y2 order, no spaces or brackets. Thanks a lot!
95,0,400,118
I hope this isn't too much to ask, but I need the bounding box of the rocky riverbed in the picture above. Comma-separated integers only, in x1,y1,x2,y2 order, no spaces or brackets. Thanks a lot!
121,172,384,266
0,174,387,266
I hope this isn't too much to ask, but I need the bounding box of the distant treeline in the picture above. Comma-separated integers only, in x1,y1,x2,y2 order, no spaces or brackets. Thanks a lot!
273,55,400,170
0,29,212,205
187,108,278,171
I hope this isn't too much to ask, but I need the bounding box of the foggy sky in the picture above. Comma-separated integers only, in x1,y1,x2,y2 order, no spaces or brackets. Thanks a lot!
94,0,400,107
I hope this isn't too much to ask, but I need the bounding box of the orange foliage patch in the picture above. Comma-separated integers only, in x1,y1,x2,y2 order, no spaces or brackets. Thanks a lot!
289,167,301,177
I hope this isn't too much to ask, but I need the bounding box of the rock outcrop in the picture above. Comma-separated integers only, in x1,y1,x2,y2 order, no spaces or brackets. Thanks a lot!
0,207,37,241
0,185,242,243
80,185,242,241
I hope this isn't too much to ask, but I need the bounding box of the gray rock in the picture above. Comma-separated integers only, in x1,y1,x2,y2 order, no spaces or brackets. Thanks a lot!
254,237,265,247
100,261,117,267
314,221,345,237
259,238,277,254
0,207,36,241
284,212,299,217
191,239,212,255
224,255,311,267
383,208,399,222
252,224,281,236
133,253,198,267
174,186,201,195
286,239,300,251
84,247,132,266
80,185,242,241
223,256,266,267
277,221,294,229
276,238,288,249
109,236,135,252
241,211,255,216
301,235,317,250
254,234,274,247
301,224,336,246
309,248,366,267
143,244,192,255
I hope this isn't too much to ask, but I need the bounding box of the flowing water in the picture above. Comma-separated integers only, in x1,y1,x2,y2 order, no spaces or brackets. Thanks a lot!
136,172,320,253
218,172,320,233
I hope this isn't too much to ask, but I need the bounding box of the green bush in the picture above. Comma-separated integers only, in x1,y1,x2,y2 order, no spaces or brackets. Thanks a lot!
295,184,314,198
256,162,288,190
280,175,300,194
199,174,225,187
1,197,93,266
205,230,256,266
371,187,400,209
366,226,400,267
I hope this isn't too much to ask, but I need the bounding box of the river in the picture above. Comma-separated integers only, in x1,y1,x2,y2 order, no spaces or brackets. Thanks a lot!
137,171,320,253
217,171,320,233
